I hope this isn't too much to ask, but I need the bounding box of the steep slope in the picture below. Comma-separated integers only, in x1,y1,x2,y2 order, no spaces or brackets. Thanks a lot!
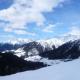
14,41,44,60
0,52,47,76
38,38,64,48
40,39,80,60
14,41,55,62
0,59,80,80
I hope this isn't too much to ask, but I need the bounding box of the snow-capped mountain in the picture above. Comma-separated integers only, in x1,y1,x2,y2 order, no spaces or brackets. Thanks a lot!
1,33,80,47
40,39,80,60
14,39,80,66
0,40,56,65
1,34,79,52
0,35,80,76
6,38,33,45
14,41,55,64
38,38,64,48
0,38,56,53
1,34,80,65
37,34,80,48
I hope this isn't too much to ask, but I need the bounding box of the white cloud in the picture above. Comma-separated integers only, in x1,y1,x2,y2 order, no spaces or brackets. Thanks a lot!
42,23,62,33
14,30,36,36
0,0,64,34
4,27,12,32
43,24,56,33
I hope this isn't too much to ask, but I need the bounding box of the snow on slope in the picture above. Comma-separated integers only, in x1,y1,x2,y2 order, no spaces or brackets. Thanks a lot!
38,34,80,48
38,38,65,48
14,47,62,65
14,48,26,57
0,59,80,80
14,48,41,62
25,55,41,62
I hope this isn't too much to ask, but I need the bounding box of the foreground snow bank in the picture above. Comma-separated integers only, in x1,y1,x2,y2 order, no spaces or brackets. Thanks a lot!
0,59,80,80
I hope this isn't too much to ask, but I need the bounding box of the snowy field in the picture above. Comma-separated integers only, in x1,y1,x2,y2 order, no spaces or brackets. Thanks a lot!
0,59,80,80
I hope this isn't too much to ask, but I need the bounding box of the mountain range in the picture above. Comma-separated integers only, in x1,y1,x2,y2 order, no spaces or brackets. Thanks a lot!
0,34,80,75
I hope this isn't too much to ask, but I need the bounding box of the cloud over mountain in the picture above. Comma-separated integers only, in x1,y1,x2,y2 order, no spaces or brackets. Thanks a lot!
0,0,64,35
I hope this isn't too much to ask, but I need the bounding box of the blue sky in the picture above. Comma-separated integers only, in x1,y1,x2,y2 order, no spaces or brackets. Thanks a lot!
0,0,80,42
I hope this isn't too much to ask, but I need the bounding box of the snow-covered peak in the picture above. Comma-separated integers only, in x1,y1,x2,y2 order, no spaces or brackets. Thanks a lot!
6,38,33,45
38,38,65,48
1,34,80,50
40,34,80,48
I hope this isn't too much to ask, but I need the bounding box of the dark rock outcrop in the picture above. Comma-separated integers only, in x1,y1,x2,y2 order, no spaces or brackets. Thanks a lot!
0,52,47,76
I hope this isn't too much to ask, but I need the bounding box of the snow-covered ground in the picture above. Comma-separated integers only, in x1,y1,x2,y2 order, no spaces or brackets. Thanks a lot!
0,59,80,80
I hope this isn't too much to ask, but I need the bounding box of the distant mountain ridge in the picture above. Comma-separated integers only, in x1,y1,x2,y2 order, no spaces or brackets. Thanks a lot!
0,35,80,75
0,34,80,62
